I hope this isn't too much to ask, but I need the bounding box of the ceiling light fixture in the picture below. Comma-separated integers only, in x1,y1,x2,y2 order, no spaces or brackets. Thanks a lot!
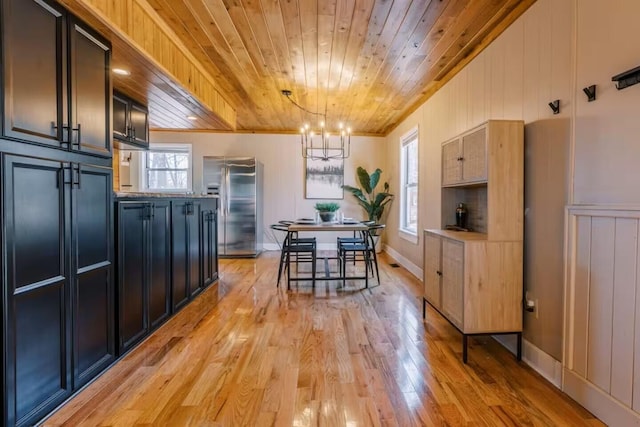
281,89,351,161
112,68,130,76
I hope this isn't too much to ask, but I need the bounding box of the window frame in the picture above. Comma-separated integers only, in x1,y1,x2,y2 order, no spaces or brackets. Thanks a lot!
399,127,419,243
140,143,193,193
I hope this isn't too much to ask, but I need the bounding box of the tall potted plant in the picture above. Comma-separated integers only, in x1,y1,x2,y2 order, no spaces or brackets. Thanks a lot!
343,167,394,246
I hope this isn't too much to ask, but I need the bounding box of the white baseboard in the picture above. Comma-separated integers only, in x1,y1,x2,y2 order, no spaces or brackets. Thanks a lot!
564,369,640,426
493,335,562,388
383,244,423,280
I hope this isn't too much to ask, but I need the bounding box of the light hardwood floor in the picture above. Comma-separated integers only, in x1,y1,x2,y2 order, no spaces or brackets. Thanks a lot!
43,252,602,426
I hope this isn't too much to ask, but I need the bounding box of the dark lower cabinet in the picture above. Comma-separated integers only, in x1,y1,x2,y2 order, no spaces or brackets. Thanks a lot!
73,165,115,387
117,201,171,354
171,200,202,310
2,154,114,427
201,199,219,287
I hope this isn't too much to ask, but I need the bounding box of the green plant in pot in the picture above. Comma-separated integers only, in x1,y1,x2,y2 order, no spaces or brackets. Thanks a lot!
315,202,340,223
343,167,394,234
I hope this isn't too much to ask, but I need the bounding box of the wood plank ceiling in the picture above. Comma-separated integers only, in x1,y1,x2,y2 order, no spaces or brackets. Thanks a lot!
67,0,536,135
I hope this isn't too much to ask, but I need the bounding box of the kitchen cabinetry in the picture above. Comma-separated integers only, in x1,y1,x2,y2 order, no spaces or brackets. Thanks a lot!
113,91,149,149
201,198,219,287
424,120,524,363
116,200,171,353
442,126,487,186
172,199,203,310
2,0,111,157
2,154,114,427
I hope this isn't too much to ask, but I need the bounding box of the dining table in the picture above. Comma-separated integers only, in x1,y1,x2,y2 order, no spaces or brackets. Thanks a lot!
286,220,373,288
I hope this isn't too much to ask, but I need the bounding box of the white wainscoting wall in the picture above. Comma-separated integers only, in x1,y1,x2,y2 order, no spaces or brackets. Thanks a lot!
564,206,640,426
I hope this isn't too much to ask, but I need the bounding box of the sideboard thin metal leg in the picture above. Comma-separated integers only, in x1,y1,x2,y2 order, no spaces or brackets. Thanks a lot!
516,332,523,361
463,334,468,364
422,298,426,319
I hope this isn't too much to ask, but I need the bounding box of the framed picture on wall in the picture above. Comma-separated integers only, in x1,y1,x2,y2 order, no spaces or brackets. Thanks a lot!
305,149,344,199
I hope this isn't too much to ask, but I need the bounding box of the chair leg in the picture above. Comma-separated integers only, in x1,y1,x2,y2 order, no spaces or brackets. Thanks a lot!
363,249,369,289
286,250,292,290
277,248,286,287
311,249,316,288
371,248,380,285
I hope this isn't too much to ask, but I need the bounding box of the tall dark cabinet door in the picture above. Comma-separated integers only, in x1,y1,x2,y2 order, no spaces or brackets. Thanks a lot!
3,0,67,147
117,203,147,352
171,201,189,311
72,165,114,387
69,20,110,157
189,201,203,297
149,202,171,328
2,155,71,427
201,200,218,287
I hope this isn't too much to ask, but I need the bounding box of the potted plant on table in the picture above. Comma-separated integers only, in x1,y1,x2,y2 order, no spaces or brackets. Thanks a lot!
314,202,341,223
343,167,394,249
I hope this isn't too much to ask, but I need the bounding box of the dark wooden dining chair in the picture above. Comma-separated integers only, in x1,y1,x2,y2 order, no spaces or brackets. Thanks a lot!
337,223,384,287
270,222,317,289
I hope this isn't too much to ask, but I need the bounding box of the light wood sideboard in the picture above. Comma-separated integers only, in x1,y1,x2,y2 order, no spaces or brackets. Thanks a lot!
423,120,524,363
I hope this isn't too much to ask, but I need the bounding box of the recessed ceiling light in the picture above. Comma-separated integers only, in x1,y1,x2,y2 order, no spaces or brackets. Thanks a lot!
187,115,197,120
112,68,130,76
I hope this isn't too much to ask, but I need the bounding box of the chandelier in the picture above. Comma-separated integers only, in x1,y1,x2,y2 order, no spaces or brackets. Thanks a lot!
281,89,351,161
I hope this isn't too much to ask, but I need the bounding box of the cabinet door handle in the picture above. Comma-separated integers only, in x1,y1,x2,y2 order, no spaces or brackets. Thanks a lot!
72,123,82,147
436,270,442,276
457,157,464,161
52,122,71,146
131,126,136,141
73,163,82,189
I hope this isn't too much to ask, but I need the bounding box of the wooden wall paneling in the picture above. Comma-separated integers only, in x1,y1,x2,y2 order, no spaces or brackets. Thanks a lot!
586,217,615,393
521,1,540,124
634,224,640,411
536,0,553,121
468,56,486,127
502,17,524,120
572,214,592,377
610,218,638,406
488,35,505,119
456,67,469,135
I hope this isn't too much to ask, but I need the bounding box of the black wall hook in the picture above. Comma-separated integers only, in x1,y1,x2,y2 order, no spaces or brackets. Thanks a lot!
583,85,596,102
548,100,560,115
612,65,640,90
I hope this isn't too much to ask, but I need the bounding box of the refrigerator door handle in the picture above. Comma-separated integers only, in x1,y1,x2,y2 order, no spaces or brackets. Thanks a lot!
225,166,231,216
220,166,227,217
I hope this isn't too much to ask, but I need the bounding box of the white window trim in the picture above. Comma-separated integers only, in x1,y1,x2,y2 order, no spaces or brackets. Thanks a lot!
139,143,193,193
399,126,418,243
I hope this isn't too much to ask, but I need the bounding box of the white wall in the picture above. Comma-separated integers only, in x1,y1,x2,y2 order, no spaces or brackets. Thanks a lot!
149,131,387,246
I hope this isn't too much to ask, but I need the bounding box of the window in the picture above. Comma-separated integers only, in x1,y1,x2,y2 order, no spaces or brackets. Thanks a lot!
400,128,418,241
142,144,192,192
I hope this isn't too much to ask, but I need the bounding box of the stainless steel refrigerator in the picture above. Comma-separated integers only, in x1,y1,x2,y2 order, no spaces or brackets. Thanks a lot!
203,157,263,257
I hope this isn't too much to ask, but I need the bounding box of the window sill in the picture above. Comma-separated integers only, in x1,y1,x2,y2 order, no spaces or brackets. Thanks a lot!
398,229,418,244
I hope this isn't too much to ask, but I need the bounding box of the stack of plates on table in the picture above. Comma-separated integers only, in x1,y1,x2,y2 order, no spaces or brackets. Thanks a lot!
295,218,316,224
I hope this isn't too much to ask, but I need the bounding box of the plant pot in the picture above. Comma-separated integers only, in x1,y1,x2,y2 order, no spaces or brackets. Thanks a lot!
318,211,336,223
